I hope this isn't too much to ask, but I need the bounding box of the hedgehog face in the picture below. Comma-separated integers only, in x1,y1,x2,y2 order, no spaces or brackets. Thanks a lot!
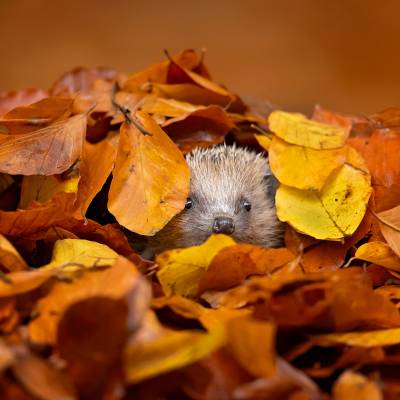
146,145,284,255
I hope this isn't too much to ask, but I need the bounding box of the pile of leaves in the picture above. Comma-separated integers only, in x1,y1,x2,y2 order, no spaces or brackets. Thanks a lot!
0,49,399,399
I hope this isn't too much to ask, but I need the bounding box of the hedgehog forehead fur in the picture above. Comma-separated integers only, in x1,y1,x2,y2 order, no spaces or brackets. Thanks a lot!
186,144,269,211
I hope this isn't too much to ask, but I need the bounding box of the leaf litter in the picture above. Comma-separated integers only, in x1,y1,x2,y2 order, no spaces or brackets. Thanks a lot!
0,49,398,399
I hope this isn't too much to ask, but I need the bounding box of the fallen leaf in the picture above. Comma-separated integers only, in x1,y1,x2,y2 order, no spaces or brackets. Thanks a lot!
42,238,118,272
227,316,276,378
332,370,382,400
123,49,209,93
162,106,235,145
0,268,56,297
124,311,225,384
0,192,76,237
348,128,400,188
0,88,48,117
276,164,372,240
18,174,79,210
28,256,150,345
311,327,400,347
0,234,28,272
0,97,73,134
108,111,190,235
355,241,400,270
57,297,127,399
269,110,349,149
73,138,117,218
269,136,348,190
156,234,236,297
376,205,400,258
0,114,86,175
50,66,119,96
12,353,77,400
198,244,296,294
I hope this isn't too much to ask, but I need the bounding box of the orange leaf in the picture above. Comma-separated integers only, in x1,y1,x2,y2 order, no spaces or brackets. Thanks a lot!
0,114,86,175
0,88,48,117
198,244,296,294
108,111,189,235
73,138,117,219
28,256,150,345
0,97,74,134
50,66,119,96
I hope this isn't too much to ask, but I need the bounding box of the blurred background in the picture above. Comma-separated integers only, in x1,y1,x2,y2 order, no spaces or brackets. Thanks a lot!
1,0,399,115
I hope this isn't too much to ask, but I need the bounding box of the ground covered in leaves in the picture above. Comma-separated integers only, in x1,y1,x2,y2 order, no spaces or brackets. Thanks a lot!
0,49,399,399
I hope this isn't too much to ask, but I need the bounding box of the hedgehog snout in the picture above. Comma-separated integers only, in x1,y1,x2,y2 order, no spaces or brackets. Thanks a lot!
212,217,235,235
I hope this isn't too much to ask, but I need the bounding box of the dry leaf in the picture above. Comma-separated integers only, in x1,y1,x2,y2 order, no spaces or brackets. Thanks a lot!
269,110,349,149
29,256,150,345
276,164,372,240
0,114,86,175
332,370,382,400
198,244,296,294
108,111,190,235
156,234,236,297
355,241,400,270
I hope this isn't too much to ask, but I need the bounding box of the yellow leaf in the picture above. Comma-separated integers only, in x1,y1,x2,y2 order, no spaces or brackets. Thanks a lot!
254,133,271,151
43,239,118,272
269,110,349,149
124,311,225,384
355,241,400,270
333,370,382,400
156,234,236,297
311,327,400,347
108,111,190,235
276,164,372,240
269,136,346,190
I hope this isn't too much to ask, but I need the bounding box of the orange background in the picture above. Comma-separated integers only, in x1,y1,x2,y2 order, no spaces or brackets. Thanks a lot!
1,0,399,114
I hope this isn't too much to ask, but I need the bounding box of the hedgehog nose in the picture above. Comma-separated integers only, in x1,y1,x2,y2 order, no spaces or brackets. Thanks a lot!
213,217,235,234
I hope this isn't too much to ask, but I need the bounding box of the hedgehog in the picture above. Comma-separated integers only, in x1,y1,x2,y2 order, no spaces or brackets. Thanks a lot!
142,144,284,257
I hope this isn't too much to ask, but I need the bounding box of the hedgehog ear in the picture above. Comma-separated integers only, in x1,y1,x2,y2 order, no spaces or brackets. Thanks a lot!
262,172,279,205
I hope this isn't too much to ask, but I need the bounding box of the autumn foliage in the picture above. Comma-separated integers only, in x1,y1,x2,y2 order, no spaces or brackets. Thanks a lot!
0,49,399,399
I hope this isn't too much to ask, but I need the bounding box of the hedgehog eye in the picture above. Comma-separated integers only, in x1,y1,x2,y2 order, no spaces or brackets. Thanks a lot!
185,198,193,209
243,199,251,212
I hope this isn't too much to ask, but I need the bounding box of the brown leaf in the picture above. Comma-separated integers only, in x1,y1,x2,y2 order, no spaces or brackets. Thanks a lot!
0,192,76,237
50,66,119,96
123,49,210,93
0,88,48,117
332,370,382,400
57,297,127,399
0,97,74,134
28,256,150,345
12,353,77,400
198,244,296,294
162,105,235,147
108,111,190,235
377,205,400,258
0,114,86,175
